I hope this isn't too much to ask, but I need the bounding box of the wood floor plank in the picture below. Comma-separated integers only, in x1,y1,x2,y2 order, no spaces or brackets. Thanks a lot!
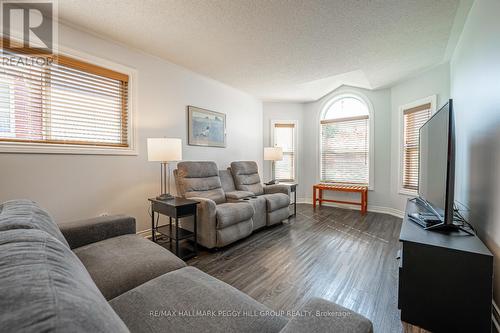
186,204,425,333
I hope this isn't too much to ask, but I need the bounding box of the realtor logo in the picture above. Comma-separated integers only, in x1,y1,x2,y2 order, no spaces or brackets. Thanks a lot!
1,0,57,55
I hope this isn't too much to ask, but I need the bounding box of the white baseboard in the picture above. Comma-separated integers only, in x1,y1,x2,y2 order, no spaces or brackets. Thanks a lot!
297,198,404,218
136,228,152,239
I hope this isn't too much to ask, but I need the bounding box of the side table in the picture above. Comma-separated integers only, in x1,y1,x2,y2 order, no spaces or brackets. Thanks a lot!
148,197,199,260
281,183,298,216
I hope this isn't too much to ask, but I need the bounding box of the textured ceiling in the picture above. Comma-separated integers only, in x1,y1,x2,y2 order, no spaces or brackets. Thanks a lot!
58,0,467,102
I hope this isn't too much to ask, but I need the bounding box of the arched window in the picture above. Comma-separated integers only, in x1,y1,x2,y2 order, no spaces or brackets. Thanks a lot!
320,96,370,184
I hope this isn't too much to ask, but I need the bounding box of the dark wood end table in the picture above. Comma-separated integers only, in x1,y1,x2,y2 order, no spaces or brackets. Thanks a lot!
281,183,298,216
148,197,199,260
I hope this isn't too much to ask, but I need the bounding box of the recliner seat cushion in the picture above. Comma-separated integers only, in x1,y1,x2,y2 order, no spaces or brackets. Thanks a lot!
230,161,265,195
110,267,288,333
216,202,254,229
0,199,70,248
0,229,129,333
73,234,186,300
263,193,290,211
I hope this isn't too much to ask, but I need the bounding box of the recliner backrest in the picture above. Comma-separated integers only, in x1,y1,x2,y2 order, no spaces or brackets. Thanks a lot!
174,161,226,204
230,161,264,195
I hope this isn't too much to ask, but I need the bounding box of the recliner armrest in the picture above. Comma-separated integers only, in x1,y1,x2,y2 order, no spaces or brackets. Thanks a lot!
264,184,291,196
279,298,373,333
58,215,136,249
188,197,218,248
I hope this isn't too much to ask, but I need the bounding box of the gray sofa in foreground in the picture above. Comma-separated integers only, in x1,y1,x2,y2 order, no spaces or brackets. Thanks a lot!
0,199,373,333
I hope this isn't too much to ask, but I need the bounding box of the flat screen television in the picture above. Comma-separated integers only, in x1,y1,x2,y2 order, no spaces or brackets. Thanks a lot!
417,99,456,230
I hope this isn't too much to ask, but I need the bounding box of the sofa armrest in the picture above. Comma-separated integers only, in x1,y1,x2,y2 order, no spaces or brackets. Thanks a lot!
188,197,218,248
279,298,373,333
264,184,291,196
58,215,136,249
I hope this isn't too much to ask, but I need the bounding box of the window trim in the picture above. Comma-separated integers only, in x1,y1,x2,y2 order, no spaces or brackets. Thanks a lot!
0,44,137,155
270,119,298,183
317,91,375,190
398,95,437,196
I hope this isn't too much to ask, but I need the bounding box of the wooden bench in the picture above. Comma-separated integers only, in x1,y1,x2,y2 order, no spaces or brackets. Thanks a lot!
313,183,368,215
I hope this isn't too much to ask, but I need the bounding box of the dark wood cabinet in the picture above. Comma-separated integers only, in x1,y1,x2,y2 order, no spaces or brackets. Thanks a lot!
398,199,493,332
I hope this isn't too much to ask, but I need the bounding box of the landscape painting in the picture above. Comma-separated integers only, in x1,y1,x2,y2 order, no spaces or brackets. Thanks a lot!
188,106,226,147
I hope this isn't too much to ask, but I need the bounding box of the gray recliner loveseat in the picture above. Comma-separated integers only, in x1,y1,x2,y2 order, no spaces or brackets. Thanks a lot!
174,161,292,249
174,161,255,248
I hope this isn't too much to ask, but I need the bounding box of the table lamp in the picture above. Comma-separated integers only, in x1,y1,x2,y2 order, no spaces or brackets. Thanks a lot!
264,147,283,185
147,138,182,200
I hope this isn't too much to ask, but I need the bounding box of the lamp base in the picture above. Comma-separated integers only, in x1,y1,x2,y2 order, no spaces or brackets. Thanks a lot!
156,193,175,201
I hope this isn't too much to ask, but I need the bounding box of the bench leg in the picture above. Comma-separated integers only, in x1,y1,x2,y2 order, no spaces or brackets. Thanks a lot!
361,190,367,215
319,189,323,207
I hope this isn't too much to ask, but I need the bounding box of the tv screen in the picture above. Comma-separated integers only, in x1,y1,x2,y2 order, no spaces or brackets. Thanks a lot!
418,100,454,224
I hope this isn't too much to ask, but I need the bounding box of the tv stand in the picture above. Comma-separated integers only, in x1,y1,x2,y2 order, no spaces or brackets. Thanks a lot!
398,199,493,332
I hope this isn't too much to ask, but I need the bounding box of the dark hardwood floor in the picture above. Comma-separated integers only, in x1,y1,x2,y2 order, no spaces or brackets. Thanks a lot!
186,204,423,333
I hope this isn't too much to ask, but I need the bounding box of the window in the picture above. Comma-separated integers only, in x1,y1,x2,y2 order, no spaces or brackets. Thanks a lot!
0,44,130,151
401,100,434,192
272,121,297,182
320,96,370,184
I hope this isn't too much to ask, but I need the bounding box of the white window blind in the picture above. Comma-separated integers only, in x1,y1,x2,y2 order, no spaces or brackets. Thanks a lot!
402,103,431,191
0,45,129,148
273,123,296,181
321,115,369,184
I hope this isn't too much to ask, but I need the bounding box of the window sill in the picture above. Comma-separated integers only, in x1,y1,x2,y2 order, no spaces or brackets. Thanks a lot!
0,141,138,155
399,189,418,197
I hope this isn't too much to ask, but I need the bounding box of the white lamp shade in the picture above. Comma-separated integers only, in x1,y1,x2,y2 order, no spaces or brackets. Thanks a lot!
147,138,182,162
264,147,283,161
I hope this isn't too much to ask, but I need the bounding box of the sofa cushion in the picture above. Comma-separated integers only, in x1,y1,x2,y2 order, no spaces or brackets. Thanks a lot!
262,193,290,211
73,234,186,300
0,229,129,333
216,202,254,229
110,266,288,333
0,199,70,248
230,161,265,195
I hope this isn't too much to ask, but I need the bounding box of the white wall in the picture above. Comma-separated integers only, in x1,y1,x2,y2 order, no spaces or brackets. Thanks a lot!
449,0,500,303
0,23,263,232
300,86,394,213
389,63,451,211
262,102,305,197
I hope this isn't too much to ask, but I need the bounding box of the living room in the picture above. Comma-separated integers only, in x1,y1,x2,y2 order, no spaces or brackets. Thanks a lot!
1,0,499,332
